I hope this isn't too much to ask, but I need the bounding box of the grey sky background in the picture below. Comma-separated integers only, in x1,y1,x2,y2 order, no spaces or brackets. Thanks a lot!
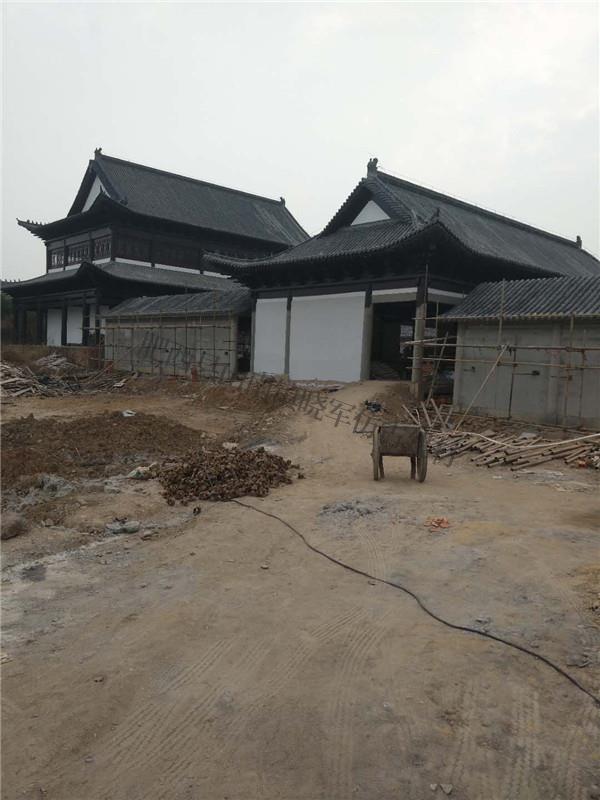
2,1,598,280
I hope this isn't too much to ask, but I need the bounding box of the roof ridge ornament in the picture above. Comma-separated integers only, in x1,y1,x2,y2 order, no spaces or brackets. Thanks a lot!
367,157,378,176
576,235,582,248
94,147,102,157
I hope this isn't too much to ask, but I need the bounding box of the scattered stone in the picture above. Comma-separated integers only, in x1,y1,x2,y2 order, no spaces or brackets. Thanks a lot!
105,519,141,535
320,498,386,520
139,531,156,540
368,580,377,586
93,675,105,683
430,785,438,792
222,442,239,450
155,446,294,504
127,464,157,480
566,654,590,668
1,511,27,540
36,473,74,497
260,564,270,570
440,785,453,796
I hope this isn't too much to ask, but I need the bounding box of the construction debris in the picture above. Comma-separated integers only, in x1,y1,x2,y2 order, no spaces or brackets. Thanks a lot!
153,446,295,504
403,397,600,471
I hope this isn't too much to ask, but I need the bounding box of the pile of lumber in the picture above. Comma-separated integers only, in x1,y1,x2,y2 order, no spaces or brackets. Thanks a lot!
429,429,600,469
400,397,600,470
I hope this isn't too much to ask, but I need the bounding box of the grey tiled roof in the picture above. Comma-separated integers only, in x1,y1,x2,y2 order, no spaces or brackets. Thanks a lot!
208,218,420,270
443,275,600,321
213,168,599,278
1,261,237,295
367,172,599,277
104,286,251,318
72,153,308,246
99,261,236,291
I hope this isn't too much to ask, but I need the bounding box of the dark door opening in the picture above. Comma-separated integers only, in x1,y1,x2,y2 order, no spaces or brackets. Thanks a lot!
370,302,415,380
369,300,455,382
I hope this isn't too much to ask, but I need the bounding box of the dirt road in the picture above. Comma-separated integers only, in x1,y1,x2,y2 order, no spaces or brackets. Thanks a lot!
2,382,599,799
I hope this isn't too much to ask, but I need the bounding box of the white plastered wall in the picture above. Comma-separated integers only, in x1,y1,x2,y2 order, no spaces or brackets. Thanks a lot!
253,298,288,374
66,306,83,344
289,292,366,381
46,309,62,346
351,200,390,225
82,176,105,211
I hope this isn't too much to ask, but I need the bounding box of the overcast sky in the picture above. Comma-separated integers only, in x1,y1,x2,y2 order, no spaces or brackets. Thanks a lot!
2,1,598,280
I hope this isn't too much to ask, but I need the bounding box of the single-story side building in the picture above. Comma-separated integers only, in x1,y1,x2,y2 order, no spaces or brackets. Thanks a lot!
444,275,600,428
207,159,599,388
103,286,251,380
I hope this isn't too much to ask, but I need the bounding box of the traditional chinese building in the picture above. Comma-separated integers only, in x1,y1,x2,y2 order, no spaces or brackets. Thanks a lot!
207,158,600,385
3,149,306,345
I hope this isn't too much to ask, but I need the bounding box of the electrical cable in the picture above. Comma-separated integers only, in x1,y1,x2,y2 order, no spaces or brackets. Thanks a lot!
231,498,600,707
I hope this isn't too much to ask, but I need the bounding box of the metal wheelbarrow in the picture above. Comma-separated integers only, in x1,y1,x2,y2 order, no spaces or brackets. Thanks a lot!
372,423,428,482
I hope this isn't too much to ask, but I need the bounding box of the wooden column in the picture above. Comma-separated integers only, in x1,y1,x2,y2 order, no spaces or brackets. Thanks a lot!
82,303,90,346
14,303,24,344
36,304,45,344
411,277,428,400
61,303,68,346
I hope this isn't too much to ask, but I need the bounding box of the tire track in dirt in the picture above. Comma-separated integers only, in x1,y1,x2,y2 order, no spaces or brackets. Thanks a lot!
447,678,482,792
157,605,370,800
102,638,235,767
557,702,598,800
358,527,387,580
98,639,267,795
501,685,540,800
324,611,390,800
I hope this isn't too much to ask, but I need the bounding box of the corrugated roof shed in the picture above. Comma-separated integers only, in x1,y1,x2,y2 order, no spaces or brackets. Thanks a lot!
69,152,308,247
104,287,251,318
443,275,600,321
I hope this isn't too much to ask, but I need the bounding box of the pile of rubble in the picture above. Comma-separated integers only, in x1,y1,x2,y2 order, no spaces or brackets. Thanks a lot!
0,362,71,398
153,446,296,504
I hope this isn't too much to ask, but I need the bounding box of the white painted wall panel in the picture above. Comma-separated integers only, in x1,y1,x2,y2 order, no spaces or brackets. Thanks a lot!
289,292,366,381
82,176,105,211
66,306,83,344
253,298,288,375
47,309,62,346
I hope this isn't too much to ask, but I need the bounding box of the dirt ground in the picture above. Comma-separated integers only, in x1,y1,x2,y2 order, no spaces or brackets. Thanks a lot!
2,381,599,800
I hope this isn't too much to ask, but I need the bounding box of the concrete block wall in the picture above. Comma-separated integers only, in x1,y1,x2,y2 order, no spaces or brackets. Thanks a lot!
453,320,600,428
105,315,237,379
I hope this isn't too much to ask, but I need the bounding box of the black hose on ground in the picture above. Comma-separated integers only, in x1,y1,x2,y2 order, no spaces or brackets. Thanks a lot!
230,498,600,708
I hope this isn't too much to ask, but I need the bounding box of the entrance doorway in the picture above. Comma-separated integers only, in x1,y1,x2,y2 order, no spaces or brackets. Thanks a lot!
369,301,414,379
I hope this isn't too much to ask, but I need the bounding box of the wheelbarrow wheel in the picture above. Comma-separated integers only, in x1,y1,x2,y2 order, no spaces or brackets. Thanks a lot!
372,429,381,481
416,430,428,483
